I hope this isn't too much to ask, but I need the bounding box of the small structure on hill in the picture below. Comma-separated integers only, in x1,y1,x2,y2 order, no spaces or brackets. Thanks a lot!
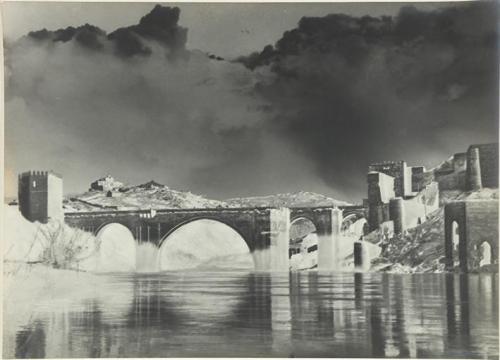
89,175,124,192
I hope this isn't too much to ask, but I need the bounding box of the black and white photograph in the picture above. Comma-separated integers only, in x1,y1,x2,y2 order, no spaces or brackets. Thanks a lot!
2,1,499,358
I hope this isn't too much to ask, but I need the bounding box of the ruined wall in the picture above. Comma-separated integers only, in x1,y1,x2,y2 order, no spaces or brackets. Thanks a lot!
411,166,425,192
453,153,467,172
404,165,413,197
445,200,498,271
402,182,439,230
437,170,466,191
468,144,498,189
369,161,409,198
368,172,395,204
367,172,394,231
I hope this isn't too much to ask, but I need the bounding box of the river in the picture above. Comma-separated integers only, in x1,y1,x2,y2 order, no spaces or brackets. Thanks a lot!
4,271,498,358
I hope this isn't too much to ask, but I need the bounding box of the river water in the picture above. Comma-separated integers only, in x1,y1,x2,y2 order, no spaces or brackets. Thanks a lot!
6,271,499,358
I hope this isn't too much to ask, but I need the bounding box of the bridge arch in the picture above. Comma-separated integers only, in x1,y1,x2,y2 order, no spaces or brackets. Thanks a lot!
158,216,251,249
289,216,317,240
95,222,137,272
157,217,254,271
289,216,318,270
290,215,316,225
95,221,135,238
341,213,360,232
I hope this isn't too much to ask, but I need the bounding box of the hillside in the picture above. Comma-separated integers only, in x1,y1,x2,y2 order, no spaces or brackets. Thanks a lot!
64,180,227,212
370,188,499,273
64,179,351,212
226,191,351,208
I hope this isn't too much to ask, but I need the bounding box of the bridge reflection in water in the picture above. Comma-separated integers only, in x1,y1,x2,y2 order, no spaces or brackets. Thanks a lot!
11,273,498,358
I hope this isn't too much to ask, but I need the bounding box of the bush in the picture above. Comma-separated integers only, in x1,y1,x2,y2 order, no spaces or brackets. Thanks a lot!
37,220,96,269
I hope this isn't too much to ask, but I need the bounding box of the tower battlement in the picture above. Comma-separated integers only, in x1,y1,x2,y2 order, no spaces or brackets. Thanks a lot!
18,170,63,223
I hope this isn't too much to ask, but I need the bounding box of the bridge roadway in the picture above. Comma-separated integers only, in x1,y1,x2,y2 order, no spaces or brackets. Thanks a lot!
64,205,366,271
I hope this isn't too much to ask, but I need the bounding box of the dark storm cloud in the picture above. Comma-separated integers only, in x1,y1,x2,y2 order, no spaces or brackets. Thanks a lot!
5,3,499,202
239,1,499,198
29,24,106,50
108,5,188,58
27,5,188,58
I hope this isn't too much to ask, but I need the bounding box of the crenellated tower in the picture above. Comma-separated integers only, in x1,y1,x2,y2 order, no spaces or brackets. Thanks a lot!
18,170,63,223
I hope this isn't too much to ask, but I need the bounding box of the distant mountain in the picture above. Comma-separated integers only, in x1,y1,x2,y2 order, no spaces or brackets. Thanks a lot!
225,191,351,208
64,180,227,212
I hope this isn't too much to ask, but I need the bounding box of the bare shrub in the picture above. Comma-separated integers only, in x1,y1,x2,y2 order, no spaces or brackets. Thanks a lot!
37,220,96,269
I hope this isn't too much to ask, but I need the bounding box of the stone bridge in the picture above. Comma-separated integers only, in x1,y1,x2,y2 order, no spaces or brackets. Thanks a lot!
65,205,366,271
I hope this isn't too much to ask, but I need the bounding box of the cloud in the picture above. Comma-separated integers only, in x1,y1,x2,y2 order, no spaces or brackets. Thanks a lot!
5,5,292,199
239,1,499,198
5,3,499,202
26,5,188,58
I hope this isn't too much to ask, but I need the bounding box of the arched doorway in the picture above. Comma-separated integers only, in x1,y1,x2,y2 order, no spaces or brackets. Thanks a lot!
289,217,317,271
158,219,253,271
96,223,136,272
480,241,492,267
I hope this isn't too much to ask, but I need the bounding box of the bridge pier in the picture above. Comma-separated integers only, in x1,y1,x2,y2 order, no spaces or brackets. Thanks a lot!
269,208,291,271
318,207,342,271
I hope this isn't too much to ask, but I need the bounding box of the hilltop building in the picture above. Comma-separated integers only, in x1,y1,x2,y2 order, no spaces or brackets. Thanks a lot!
18,170,63,223
89,175,124,192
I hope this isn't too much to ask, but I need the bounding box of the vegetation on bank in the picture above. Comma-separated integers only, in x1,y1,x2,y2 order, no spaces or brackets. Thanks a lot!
4,204,96,271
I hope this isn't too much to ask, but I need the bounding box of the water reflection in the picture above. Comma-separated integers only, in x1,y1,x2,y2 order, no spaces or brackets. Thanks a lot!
7,272,498,358
15,321,46,359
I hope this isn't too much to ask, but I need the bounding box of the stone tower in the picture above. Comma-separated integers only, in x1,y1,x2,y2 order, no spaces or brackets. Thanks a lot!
389,197,405,235
466,147,482,191
18,171,63,223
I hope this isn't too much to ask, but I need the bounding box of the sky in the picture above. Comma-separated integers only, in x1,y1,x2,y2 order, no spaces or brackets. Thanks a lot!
2,2,453,58
3,1,499,202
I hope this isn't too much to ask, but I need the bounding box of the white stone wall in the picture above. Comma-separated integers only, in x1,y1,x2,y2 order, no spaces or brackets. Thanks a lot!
404,163,413,197
47,173,63,221
402,182,439,229
377,172,395,203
